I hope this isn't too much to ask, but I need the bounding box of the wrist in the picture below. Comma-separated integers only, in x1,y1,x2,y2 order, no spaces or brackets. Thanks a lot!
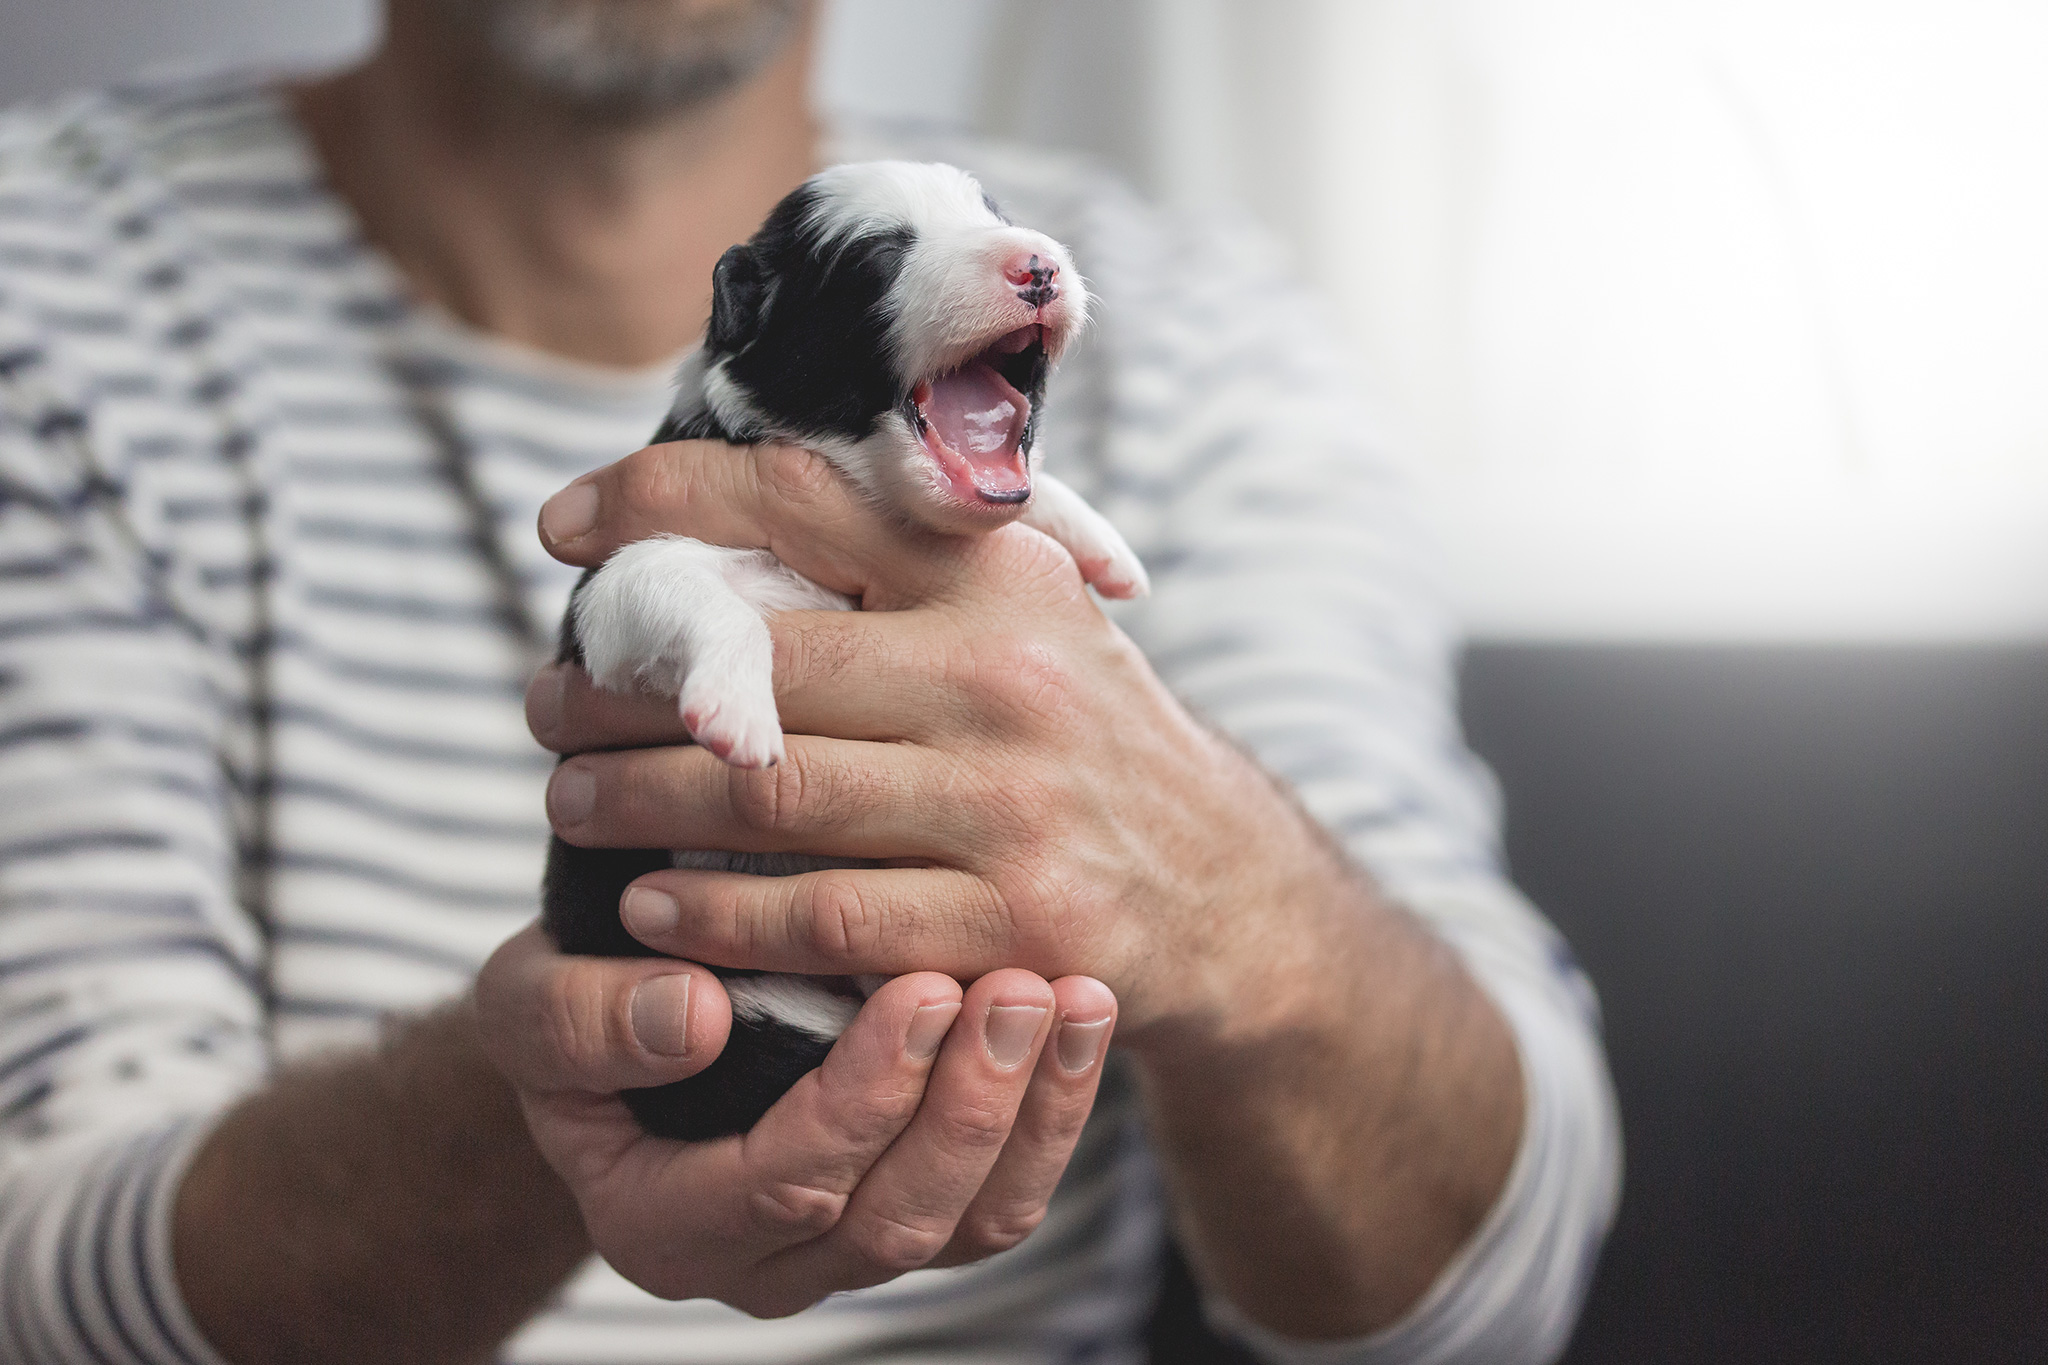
1116,770,1381,1067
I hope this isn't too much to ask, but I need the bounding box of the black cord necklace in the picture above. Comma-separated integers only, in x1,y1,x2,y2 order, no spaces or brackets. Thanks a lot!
384,353,551,674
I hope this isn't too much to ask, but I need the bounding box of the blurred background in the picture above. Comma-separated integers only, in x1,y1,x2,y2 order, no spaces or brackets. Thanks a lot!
4,1,2044,1360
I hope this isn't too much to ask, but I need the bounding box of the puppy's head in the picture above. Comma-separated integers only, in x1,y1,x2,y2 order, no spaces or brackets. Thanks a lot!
682,160,1089,533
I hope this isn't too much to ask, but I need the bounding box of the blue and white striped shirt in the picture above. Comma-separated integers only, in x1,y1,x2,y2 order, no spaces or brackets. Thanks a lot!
0,73,1618,1365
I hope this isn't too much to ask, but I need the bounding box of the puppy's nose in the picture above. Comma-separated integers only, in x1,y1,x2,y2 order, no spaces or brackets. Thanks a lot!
1004,252,1060,308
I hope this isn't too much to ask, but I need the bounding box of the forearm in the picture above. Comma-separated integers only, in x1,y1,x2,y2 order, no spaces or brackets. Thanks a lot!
172,1002,591,1365
1130,844,1525,1341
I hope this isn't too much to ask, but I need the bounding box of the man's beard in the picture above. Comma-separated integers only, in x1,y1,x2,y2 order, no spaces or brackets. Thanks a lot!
429,0,808,116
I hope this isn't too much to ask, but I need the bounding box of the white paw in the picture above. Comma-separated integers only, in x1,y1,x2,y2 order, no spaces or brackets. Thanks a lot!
1077,544,1151,600
678,671,785,768
1019,474,1151,600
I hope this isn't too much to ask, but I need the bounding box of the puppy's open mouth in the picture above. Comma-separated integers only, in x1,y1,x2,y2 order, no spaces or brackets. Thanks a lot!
907,324,1046,506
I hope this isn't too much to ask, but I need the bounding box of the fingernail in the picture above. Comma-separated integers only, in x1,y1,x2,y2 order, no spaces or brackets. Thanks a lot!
546,765,595,826
527,665,566,744
1056,1017,1112,1075
631,974,692,1057
622,886,680,940
984,1005,1047,1069
905,1002,961,1061
540,482,599,544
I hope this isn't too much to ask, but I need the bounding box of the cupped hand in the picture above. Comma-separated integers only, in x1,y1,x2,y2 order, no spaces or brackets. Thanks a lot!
527,439,1352,1047
474,924,1116,1313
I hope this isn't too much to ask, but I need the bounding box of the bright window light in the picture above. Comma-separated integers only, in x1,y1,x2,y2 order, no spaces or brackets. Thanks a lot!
1316,0,2048,640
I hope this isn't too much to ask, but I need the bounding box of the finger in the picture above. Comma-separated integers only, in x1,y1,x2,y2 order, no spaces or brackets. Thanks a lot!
928,976,1117,1267
723,973,964,1262
527,662,694,755
767,609,961,742
474,923,733,1095
623,865,1014,977
535,440,953,600
528,973,964,1308
765,970,1054,1288
546,736,979,860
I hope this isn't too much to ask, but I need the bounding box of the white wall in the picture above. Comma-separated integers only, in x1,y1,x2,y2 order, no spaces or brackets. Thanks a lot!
813,0,997,131
1319,0,2048,642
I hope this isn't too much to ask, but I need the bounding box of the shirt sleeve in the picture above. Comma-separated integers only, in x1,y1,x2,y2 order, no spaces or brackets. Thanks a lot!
1066,180,1623,1365
0,332,257,1365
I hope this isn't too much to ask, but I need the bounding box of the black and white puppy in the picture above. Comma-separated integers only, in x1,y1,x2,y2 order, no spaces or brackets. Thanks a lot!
542,161,1146,1142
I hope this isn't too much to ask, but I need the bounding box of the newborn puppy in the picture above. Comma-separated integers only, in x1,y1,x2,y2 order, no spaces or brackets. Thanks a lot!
542,161,1146,1141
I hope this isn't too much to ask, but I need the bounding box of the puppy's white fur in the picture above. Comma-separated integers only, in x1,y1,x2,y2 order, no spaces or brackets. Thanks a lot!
724,974,862,1043
575,536,849,768
574,474,1142,770
1024,478,1152,600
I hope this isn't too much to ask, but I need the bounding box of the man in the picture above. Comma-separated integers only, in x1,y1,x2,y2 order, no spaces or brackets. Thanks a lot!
0,1,1619,1361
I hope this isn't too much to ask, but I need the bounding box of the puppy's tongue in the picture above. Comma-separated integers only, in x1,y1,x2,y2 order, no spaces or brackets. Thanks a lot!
922,362,1030,500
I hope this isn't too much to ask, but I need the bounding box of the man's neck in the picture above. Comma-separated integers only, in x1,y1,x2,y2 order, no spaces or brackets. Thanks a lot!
292,8,819,369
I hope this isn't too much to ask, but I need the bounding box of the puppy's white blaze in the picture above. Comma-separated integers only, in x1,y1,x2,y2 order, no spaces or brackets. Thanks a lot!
802,160,997,257
724,974,862,1044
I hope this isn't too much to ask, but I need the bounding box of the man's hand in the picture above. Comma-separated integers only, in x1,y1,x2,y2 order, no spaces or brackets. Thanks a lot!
528,440,1341,1047
474,925,1115,1313
525,438,1527,1340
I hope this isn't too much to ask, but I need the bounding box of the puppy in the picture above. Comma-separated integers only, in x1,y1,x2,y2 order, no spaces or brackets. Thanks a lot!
542,162,1146,1142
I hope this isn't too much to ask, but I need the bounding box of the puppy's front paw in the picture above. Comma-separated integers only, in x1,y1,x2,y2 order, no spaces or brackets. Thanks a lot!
1077,544,1151,600
1021,474,1151,600
679,674,786,768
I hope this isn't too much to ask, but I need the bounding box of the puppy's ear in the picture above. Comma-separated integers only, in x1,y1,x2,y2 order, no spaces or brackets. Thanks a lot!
709,244,771,353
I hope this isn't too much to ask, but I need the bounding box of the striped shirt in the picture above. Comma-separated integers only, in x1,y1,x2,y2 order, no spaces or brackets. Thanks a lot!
0,73,1619,1365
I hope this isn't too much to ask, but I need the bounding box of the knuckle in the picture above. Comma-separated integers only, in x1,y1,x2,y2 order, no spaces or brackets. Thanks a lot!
1002,863,1094,958
962,632,1079,726
959,1203,1047,1257
845,1210,953,1272
1026,854,1093,920
761,443,836,503
821,1073,926,1143
930,1095,1014,1151
988,523,1075,582
728,754,815,837
616,443,684,516
748,1181,847,1239
538,958,610,1081
801,876,882,960
995,771,1065,837
769,622,816,683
